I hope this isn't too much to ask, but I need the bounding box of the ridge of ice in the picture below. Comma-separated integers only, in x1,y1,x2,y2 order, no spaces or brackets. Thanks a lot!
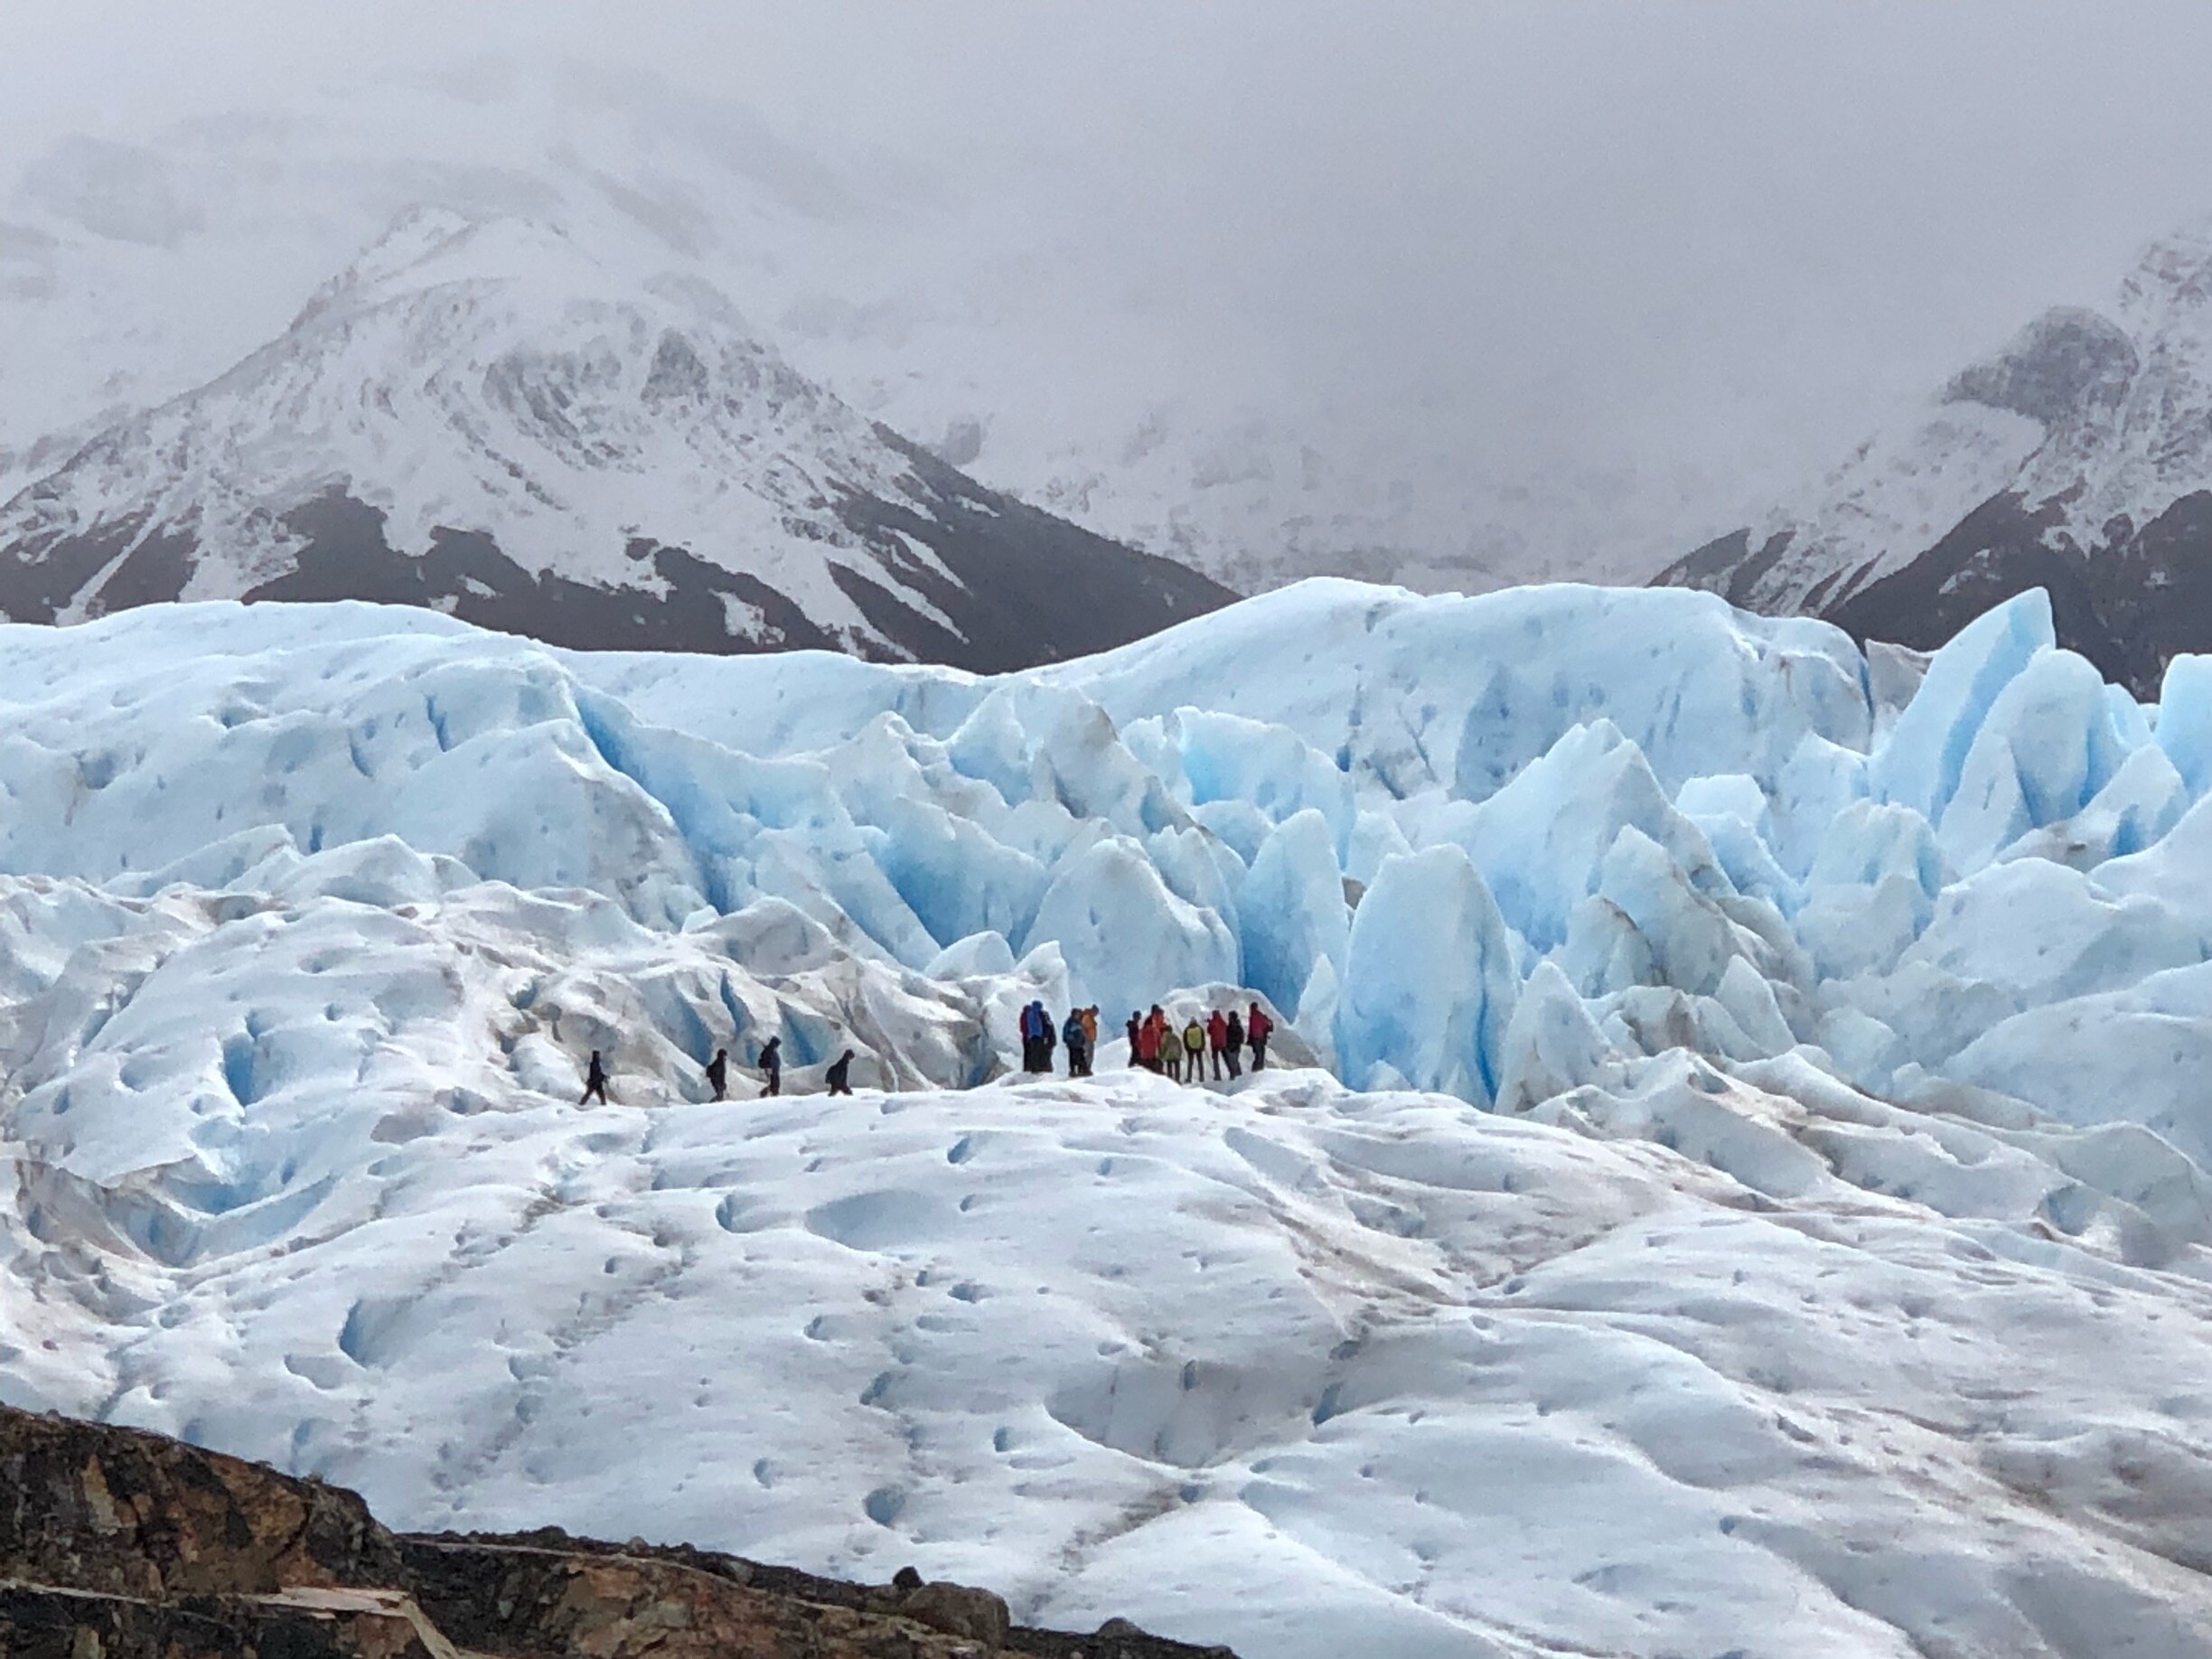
5,578,2212,1654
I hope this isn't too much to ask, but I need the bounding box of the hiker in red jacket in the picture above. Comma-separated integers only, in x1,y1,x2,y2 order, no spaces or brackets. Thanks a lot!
1205,1008,1230,1082
1246,1002,1273,1072
1136,1008,1163,1073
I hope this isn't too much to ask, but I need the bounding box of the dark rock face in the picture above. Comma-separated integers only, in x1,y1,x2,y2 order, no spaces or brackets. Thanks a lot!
0,1404,1236,1658
1824,491,2117,670
1940,306,2138,426
836,430,1236,674
0,445,1233,678
1670,486,2212,700
241,490,850,657
1662,527,1796,614
0,1585,457,1659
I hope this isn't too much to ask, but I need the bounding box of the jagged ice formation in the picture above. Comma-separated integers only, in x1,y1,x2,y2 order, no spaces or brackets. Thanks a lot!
8,579,2212,1655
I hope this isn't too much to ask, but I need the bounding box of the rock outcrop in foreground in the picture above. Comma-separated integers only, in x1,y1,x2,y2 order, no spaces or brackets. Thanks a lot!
0,1405,1232,1659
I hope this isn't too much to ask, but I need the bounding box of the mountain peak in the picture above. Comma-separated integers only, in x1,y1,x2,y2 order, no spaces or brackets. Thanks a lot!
291,209,632,333
1940,305,2135,428
2118,215,2212,328
1658,213,2212,695
0,218,1232,670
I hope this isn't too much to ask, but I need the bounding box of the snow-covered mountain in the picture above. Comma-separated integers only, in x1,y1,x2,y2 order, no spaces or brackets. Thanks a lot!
10,580,2212,1654
0,60,1697,606
0,205,1227,670
1658,220,2212,696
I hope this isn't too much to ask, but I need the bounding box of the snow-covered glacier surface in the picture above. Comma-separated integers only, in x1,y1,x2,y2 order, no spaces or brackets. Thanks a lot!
7,580,2212,1656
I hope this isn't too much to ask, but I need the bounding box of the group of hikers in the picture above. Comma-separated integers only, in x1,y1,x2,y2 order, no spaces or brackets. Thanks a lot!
579,1036,856,1106
1019,997,1274,1082
578,996,1278,1105
1020,1001,1104,1075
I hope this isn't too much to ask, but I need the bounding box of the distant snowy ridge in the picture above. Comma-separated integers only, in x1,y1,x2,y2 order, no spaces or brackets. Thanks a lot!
11,578,2212,1654
0,207,1229,670
1661,219,2212,697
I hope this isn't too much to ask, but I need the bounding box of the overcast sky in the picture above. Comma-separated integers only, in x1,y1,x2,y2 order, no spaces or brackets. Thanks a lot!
8,1,2212,554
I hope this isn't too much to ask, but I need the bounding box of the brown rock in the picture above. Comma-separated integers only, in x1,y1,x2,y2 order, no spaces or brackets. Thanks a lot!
0,1404,1234,1658
0,1584,456,1659
902,1579,1013,1647
400,1536,1005,1658
0,1409,400,1599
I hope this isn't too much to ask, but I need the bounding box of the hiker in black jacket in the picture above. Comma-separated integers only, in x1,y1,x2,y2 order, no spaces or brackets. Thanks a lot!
759,1035,783,1097
825,1049,856,1096
581,1049,610,1106
706,1048,729,1101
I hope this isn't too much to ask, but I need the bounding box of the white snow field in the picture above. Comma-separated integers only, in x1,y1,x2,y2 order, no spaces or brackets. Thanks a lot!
7,579,2212,1655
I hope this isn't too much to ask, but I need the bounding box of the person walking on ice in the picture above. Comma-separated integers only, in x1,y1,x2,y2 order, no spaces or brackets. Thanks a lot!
1246,1002,1272,1072
1062,1008,1090,1076
1205,1008,1229,1081
1181,1015,1205,1083
706,1047,728,1101
580,1049,611,1106
758,1035,783,1097
1223,1009,1244,1078
1020,999,1057,1074
1158,1008,1181,1081
825,1049,856,1096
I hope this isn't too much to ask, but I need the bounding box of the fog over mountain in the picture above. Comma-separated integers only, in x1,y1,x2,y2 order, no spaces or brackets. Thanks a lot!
13,2,2212,597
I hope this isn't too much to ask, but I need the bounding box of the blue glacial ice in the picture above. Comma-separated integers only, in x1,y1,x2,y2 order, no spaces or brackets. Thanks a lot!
0,578,2206,1135
10,582,2212,1658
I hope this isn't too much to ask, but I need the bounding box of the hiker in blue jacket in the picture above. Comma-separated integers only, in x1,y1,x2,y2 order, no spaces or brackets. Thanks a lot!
1020,999,1056,1074
1062,1008,1090,1076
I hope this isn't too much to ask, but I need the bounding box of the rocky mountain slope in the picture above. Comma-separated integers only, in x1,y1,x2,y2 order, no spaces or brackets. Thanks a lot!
1658,221,2212,697
0,1403,1227,1657
0,206,1229,670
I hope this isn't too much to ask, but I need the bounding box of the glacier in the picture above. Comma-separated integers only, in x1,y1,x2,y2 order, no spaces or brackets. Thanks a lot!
7,579,2212,1654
